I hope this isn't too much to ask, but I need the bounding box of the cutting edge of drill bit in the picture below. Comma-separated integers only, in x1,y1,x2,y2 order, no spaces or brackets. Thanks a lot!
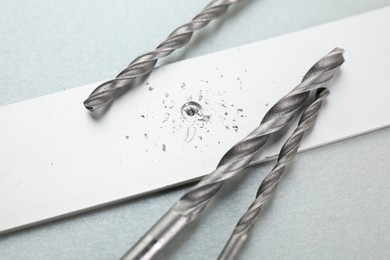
84,0,242,112
217,87,331,260
121,48,344,260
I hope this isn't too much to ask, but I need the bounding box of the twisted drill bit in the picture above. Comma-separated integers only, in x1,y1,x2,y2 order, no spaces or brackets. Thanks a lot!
84,0,242,111
218,88,330,260
121,48,344,260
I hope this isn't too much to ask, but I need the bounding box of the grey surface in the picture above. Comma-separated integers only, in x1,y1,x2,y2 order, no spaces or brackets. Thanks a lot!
1,0,390,259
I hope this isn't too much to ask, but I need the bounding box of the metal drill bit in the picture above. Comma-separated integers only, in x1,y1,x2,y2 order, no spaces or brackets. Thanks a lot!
121,48,344,260
84,0,242,111
218,87,330,260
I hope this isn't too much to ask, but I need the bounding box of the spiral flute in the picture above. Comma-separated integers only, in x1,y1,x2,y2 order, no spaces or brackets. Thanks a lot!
218,88,330,260
84,0,242,111
121,48,344,260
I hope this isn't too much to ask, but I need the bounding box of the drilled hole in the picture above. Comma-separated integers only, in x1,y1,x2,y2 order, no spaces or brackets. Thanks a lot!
181,101,203,121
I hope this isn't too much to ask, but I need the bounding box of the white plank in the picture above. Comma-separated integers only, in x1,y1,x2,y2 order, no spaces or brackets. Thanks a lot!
1,7,390,234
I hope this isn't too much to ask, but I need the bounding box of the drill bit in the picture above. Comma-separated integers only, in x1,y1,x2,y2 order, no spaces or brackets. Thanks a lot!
218,87,330,260
84,0,242,111
121,48,344,260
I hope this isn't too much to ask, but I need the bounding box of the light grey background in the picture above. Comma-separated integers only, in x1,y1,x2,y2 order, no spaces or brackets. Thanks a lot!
1,0,390,259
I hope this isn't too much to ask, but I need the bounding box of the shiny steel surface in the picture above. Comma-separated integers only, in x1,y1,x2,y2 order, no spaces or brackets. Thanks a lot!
121,48,345,260
84,0,242,111
218,88,330,260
